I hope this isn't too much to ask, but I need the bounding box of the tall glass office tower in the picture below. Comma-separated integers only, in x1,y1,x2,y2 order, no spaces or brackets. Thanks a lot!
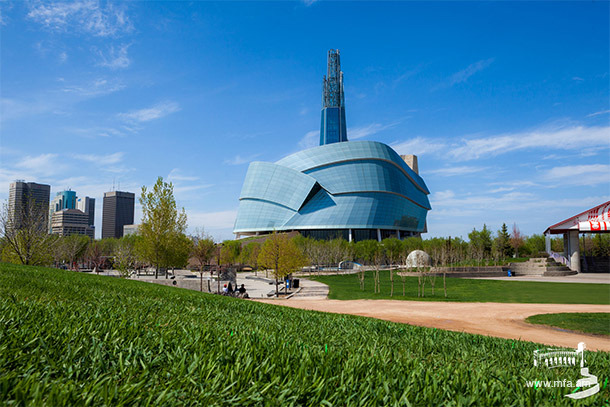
320,49,348,145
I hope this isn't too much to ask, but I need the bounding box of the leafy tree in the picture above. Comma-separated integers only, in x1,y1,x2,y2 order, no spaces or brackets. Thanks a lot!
166,232,192,276
468,225,492,265
192,232,215,291
591,234,610,257
524,234,546,256
220,240,241,266
493,223,512,260
114,236,138,277
139,177,187,278
258,232,307,297
240,241,261,274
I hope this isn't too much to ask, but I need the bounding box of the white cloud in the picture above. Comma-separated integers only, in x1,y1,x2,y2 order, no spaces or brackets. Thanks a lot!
587,109,610,118
449,58,494,85
73,152,124,165
15,153,62,174
119,101,181,122
298,130,319,150
430,189,610,215
224,154,260,166
572,77,584,81
432,190,455,201
543,164,610,186
62,78,126,96
167,168,199,182
27,1,132,37
450,124,610,160
391,137,445,156
426,166,487,177
348,122,397,140
97,43,131,69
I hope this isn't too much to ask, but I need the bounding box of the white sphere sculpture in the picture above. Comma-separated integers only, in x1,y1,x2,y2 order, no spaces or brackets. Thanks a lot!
405,250,431,268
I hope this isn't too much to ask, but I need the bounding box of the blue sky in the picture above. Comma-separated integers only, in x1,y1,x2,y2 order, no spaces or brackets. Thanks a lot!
1,1,609,241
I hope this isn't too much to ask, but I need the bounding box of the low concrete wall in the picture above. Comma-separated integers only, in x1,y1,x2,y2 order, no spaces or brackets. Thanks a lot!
133,277,212,292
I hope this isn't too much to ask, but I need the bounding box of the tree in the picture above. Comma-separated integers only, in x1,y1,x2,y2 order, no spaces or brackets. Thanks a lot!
166,232,192,276
192,231,215,291
258,232,307,297
524,234,546,256
372,243,385,294
114,236,138,277
384,238,402,297
139,177,187,278
493,223,512,261
62,234,90,270
220,240,241,267
86,241,104,273
510,223,524,258
240,241,261,274
0,197,55,265
354,239,377,290
468,225,492,266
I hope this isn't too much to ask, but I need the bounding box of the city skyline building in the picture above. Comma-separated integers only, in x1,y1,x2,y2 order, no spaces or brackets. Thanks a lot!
8,180,51,230
48,190,77,232
76,196,95,229
320,49,348,146
102,191,135,239
51,208,94,239
234,50,431,241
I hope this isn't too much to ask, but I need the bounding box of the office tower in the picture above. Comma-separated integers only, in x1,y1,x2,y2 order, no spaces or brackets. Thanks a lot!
76,196,95,229
8,180,51,230
49,190,77,233
51,209,94,239
320,49,348,146
102,191,135,239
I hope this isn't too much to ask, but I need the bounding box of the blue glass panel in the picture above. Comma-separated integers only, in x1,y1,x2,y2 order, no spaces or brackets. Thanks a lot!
239,162,317,211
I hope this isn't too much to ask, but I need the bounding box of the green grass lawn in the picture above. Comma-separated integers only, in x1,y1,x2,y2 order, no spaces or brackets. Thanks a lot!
526,313,610,336
310,270,610,304
1,262,609,406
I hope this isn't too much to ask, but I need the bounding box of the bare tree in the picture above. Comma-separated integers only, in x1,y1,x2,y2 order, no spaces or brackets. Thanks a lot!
511,223,524,258
63,234,90,271
1,197,55,265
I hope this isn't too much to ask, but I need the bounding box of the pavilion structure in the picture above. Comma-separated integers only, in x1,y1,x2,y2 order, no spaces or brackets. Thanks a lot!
544,201,610,272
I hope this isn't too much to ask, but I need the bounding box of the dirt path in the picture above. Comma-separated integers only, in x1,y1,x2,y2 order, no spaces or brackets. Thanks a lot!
256,299,610,351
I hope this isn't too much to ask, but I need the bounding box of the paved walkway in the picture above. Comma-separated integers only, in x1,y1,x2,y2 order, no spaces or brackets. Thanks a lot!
257,298,610,351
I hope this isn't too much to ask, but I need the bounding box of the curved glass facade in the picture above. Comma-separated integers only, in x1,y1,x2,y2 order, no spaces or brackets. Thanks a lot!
234,140,431,241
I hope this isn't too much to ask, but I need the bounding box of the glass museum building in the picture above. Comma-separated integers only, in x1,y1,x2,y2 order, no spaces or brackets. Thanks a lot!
233,50,431,242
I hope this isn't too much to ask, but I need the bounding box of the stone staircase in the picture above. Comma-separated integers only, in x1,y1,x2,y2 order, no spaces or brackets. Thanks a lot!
508,258,576,276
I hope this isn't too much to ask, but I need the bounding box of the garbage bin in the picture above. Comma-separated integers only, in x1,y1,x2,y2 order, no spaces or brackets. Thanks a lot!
507,269,512,277
292,279,300,288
